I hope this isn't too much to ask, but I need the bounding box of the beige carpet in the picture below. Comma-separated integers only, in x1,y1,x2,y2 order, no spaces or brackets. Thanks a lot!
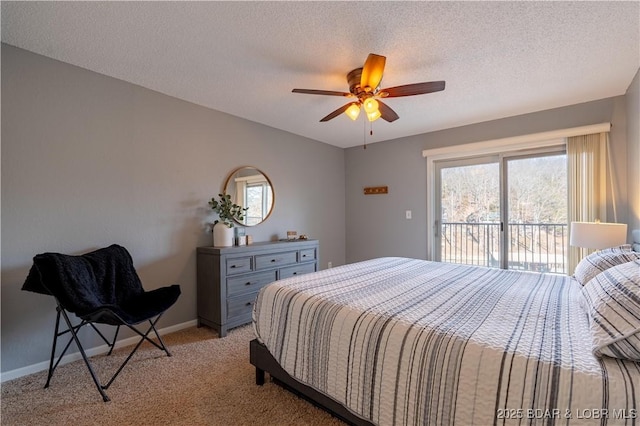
1,325,345,426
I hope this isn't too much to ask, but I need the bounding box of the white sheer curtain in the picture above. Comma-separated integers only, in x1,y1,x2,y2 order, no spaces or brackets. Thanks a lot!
567,132,609,273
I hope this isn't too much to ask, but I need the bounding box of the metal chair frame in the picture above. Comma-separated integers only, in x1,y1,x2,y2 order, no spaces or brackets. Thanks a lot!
45,298,171,402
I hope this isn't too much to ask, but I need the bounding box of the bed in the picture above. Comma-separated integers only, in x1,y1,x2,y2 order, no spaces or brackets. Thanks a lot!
250,236,640,425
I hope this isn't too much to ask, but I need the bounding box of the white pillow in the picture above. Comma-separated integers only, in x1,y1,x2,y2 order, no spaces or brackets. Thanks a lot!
581,260,640,361
573,249,640,286
599,244,632,253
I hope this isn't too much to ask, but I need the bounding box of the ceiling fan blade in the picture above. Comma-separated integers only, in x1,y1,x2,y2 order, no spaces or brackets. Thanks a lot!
360,53,386,91
319,103,352,122
377,100,400,122
380,81,445,98
292,88,352,97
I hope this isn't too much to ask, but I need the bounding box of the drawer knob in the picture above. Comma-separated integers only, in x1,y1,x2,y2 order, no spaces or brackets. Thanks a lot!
245,282,252,286
271,259,277,263
245,301,253,307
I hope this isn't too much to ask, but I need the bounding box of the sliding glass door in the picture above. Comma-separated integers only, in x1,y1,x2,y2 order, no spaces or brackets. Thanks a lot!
505,153,567,273
434,148,568,273
435,156,501,267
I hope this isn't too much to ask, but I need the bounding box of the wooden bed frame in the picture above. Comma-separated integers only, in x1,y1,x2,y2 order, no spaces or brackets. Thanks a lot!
249,339,374,426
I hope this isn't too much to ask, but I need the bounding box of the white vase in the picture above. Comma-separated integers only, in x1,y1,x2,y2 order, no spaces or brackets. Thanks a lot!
213,223,234,247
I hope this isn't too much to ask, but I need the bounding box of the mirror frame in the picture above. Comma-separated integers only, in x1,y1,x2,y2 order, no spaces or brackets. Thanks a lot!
223,166,275,226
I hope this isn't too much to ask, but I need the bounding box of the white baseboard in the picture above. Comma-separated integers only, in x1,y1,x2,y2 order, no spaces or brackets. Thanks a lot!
0,319,198,383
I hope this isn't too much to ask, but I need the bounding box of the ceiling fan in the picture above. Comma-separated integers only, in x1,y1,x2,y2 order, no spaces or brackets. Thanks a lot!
292,53,445,123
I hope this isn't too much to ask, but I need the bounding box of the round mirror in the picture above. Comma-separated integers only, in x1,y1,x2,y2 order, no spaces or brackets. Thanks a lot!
224,166,274,226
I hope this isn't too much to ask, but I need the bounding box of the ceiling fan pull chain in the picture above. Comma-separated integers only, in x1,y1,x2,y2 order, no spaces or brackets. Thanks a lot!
363,115,367,149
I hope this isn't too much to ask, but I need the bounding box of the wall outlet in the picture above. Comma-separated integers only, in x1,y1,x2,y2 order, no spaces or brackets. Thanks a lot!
405,210,412,219
327,261,333,269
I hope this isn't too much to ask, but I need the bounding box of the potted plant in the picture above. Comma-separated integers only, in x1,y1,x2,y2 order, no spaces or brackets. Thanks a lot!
209,193,248,247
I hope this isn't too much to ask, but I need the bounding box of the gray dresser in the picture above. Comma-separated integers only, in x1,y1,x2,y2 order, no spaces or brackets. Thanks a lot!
196,239,319,337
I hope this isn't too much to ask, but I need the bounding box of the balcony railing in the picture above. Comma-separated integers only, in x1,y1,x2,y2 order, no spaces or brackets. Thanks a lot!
440,222,568,274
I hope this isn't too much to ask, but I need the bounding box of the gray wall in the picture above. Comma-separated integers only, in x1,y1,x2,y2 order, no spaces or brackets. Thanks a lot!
345,97,630,263
2,42,637,376
626,68,640,236
1,44,346,373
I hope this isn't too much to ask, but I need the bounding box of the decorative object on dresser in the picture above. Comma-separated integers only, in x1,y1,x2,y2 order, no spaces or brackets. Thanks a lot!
197,239,318,337
234,226,246,246
209,193,248,247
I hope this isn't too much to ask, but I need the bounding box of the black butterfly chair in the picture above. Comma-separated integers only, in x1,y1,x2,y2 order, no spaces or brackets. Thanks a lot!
22,244,181,402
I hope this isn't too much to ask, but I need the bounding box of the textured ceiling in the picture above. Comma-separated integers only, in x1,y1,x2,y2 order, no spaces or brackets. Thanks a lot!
2,1,639,148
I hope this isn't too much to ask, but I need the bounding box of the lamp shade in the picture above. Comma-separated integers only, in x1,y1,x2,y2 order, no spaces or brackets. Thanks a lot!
345,103,361,120
366,109,381,122
569,222,628,249
363,98,379,114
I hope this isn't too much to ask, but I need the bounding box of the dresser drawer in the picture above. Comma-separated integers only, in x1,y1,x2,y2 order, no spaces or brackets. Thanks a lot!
227,271,277,298
227,292,258,320
299,248,316,262
255,251,297,270
226,256,253,275
280,262,317,279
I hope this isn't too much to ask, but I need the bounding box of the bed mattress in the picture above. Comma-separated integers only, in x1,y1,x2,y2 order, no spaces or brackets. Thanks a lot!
253,257,639,425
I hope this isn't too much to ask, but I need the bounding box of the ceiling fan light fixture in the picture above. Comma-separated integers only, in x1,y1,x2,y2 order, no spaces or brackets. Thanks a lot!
363,98,379,114
291,52,446,124
345,103,361,120
367,109,381,122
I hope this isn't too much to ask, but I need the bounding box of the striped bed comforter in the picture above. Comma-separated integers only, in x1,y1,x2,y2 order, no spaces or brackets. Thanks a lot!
253,257,640,425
